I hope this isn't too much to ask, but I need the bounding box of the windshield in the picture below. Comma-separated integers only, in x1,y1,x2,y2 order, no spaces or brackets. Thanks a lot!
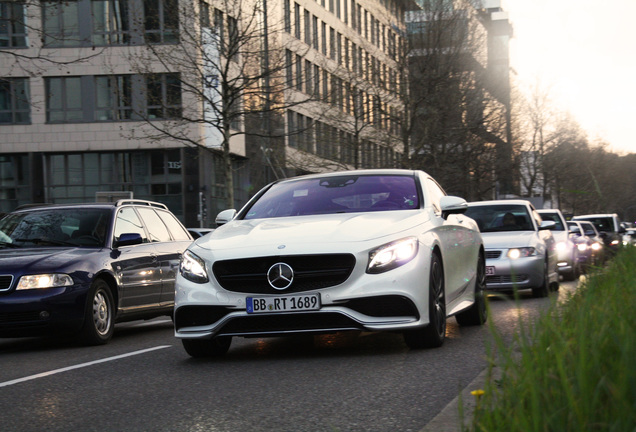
464,204,534,232
576,217,613,233
243,175,420,220
0,208,111,248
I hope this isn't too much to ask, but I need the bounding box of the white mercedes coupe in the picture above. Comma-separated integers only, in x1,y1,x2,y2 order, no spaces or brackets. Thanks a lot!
174,169,487,357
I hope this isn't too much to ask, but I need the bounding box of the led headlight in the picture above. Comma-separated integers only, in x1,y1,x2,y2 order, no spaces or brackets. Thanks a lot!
367,237,418,274
17,274,73,290
507,247,536,259
180,250,209,283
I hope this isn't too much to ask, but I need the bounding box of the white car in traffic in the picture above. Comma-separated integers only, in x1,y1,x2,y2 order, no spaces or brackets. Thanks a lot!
174,170,487,357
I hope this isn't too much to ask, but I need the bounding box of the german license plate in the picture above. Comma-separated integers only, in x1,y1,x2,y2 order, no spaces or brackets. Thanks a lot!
246,293,321,314
486,266,495,275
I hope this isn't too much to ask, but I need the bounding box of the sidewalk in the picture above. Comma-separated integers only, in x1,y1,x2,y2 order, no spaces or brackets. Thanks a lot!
420,367,493,432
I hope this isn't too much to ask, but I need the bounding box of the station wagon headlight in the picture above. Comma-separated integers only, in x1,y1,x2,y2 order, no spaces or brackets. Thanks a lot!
17,274,74,290
367,237,418,274
507,247,536,259
180,250,209,283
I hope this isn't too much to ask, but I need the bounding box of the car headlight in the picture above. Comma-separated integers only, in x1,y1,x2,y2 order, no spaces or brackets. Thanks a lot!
555,242,567,252
591,242,602,251
180,250,209,283
367,237,419,274
507,247,536,259
577,243,588,252
17,274,74,290
610,239,620,246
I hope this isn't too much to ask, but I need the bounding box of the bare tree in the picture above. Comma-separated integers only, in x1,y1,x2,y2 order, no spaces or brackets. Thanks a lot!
404,0,508,200
119,0,314,210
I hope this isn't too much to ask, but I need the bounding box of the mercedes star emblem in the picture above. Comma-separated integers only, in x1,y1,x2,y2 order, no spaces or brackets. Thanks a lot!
267,262,294,290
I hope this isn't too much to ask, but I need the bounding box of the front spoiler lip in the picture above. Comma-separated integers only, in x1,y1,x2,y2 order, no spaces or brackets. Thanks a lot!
174,307,421,340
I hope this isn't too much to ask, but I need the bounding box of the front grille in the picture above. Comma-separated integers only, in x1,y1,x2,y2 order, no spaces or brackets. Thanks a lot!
212,254,356,294
0,275,14,292
218,312,363,336
486,274,529,284
485,251,502,259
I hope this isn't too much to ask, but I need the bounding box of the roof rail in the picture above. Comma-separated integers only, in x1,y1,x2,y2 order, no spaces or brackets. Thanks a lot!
115,199,168,210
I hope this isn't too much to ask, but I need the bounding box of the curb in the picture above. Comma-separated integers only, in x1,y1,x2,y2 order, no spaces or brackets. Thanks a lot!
420,367,492,432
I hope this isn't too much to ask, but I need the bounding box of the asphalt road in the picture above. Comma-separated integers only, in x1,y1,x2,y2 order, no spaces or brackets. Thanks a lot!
0,280,578,432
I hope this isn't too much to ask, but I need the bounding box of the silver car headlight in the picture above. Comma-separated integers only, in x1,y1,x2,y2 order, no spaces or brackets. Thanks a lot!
367,237,419,274
180,250,209,283
591,242,602,251
555,241,569,252
507,247,537,259
17,274,74,290
577,243,588,252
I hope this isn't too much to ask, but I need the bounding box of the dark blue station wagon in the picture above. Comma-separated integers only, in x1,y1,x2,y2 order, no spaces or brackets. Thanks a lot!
0,200,192,345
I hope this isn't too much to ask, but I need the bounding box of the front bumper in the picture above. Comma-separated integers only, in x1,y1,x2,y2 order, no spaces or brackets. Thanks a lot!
0,285,90,337
484,251,545,291
174,252,434,340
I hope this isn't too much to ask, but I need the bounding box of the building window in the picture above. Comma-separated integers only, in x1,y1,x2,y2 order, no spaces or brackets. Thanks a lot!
144,0,179,43
199,0,210,28
146,73,182,119
0,154,30,212
0,78,30,124
91,0,131,45
42,0,82,47
45,73,181,123
0,1,28,47
295,54,302,91
46,76,84,123
283,0,290,33
95,75,133,120
294,2,300,40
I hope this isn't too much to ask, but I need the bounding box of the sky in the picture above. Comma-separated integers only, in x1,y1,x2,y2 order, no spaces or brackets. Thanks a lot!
502,0,636,155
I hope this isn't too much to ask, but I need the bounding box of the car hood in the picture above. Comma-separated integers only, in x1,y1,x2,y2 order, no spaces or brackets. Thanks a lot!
0,246,101,273
196,212,428,255
480,231,539,249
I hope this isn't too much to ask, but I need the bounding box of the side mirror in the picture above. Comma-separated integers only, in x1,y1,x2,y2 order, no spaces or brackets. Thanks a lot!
215,209,237,227
539,220,556,231
440,196,468,220
115,233,143,248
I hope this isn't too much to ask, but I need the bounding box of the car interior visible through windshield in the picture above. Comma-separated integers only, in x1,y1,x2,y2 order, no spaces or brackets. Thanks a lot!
464,205,533,232
243,175,421,219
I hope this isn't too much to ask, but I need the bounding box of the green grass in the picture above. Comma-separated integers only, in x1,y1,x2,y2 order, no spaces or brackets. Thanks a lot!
468,247,636,432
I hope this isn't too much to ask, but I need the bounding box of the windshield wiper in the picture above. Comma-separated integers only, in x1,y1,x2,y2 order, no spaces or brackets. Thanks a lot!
0,241,20,248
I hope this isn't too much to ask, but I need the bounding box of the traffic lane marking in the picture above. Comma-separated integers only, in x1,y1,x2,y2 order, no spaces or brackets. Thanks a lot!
0,345,171,388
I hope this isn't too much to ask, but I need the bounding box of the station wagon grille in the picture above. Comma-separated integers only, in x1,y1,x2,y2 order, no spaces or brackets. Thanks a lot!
212,254,356,294
486,274,529,284
0,275,14,292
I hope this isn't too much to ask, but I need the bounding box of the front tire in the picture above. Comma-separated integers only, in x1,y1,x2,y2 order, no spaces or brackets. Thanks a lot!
532,259,550,298
182,336,232,358
80,279,115,345
456,252,488,326
404,252,446,349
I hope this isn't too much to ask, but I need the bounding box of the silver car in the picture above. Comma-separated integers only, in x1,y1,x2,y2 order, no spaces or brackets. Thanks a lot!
537,209,581,281
464,200,559,297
